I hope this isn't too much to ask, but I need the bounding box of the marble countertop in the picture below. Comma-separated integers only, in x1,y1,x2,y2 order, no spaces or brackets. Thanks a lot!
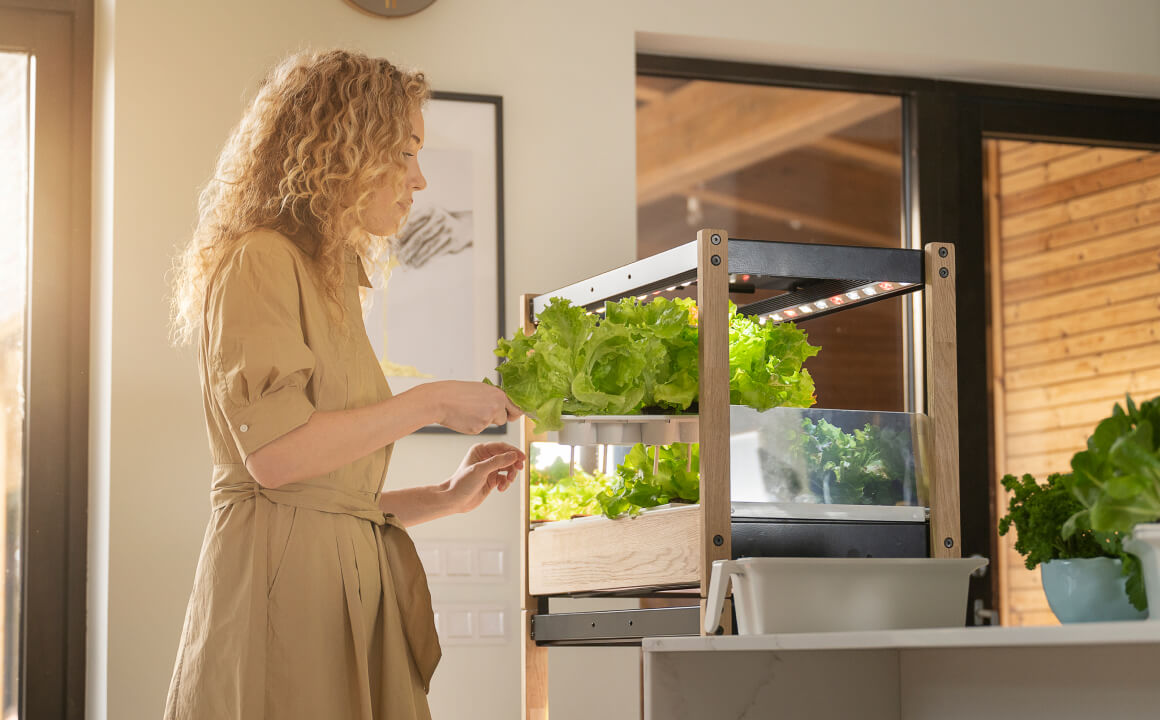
645,620,1160,653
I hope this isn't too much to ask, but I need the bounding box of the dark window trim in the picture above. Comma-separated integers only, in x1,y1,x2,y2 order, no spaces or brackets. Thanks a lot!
637,52,1160,621
64,6,92,718
2,1,93,718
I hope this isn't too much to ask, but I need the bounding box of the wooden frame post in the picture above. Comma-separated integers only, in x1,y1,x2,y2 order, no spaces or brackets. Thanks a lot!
924,243,962,558
697,229,733,633
519,293,549,720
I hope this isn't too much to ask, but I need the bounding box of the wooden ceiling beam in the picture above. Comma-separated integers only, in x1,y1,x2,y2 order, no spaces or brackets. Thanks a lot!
689,187,899,247
637,82,898,205
811,137,901,175
635,84,667,105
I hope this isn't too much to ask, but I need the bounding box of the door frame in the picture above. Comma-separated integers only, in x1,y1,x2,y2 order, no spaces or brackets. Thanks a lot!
936,89,1160,622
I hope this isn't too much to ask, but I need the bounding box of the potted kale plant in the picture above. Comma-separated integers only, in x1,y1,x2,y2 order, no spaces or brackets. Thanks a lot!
999,471,1144,622
1062,394,1160,620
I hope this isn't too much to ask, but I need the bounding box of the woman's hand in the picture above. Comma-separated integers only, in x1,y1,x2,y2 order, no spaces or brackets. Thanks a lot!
423,380,523,434
444,442,526,514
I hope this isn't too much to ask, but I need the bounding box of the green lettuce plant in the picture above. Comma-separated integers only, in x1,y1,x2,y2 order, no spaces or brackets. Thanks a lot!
597,443,700,518
788,418,911,505
529,466,605,522
528,443,701,521
1060,394,1160,610
729,307,819,411
1062,395,1160,535
494,297,819,431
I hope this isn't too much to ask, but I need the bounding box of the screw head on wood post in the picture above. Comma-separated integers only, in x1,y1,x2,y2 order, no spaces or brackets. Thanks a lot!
713,534,724,546
938,247,948,258
711,233,722,244
944,537,954,549
711,255,722,266
939,267,949,278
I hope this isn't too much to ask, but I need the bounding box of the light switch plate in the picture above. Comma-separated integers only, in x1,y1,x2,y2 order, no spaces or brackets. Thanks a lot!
432,605,508,645
477,547,505,577
444,546,474,577
478,608,505,638
416,545,443,576
443,608,473,639
414,541,507,583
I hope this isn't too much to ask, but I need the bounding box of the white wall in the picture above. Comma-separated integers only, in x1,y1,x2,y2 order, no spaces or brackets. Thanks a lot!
89,1,1160,718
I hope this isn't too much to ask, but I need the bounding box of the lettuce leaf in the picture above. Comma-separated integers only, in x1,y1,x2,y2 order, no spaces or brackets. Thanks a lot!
528,443,700,521
569,321,647,415
529,466,605,522
605,297,700,412
495,298,594,431
494,296,820,430
595,442,701,518
729,304,820,410
1061,394,1160,611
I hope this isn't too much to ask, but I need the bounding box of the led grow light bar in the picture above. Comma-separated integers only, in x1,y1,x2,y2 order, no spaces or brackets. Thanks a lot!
531,238,924,324
758,281,916,324
588,278,915,322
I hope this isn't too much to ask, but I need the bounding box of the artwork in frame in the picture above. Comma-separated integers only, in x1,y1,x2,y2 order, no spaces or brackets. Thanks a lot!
363,92,505,433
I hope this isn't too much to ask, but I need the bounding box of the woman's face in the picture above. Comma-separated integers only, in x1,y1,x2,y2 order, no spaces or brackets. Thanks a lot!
364,108,427,236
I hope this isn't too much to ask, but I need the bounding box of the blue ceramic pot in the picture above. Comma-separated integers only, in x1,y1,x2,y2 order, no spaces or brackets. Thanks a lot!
1040,557,1147,623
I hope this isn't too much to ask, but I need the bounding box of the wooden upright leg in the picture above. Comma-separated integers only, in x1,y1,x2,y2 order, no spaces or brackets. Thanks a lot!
924,243,961,559
519,293,549,718
697,229,733,633
523,610,548,719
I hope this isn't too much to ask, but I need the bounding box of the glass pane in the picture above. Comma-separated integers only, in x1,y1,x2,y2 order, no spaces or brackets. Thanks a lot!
730,406,928,513
636,78,906,412
0,50,29,717
986,139,1160,626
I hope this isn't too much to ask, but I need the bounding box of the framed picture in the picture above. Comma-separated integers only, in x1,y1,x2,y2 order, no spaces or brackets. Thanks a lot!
363,92,505,433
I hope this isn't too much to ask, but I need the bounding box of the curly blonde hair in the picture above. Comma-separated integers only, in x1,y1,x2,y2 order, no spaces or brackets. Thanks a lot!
170,48,430,345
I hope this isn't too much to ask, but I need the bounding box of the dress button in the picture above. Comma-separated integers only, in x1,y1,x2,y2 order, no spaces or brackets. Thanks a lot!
240,424,249,433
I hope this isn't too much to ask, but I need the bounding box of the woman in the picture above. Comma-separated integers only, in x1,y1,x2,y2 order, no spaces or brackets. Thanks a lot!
165,49,524,720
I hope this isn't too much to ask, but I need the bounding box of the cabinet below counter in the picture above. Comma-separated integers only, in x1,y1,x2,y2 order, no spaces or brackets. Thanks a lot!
643,623,1160,719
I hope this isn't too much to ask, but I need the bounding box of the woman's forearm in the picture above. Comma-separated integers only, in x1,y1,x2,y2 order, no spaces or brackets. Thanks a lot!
244,385,441,488
377,482,459,527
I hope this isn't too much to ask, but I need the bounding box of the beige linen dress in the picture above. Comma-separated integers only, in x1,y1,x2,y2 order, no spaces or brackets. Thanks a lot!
164,229,441,720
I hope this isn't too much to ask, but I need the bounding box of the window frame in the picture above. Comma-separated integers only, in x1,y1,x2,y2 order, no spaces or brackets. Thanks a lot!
0,1,92,718
637,52,1160,621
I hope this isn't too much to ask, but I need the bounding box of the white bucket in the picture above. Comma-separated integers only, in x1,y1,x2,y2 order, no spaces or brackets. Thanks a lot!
704,556,987,635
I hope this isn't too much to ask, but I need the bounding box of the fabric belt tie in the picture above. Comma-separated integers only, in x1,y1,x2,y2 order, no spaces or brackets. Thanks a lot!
210,465,441,719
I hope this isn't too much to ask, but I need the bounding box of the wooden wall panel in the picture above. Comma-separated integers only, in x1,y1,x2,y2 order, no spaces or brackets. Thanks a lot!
1003,198,1160,259
990,141,1160,627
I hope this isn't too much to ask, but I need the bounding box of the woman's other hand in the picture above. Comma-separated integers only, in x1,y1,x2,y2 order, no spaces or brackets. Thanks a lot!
424,380,522,434
445,442,526,514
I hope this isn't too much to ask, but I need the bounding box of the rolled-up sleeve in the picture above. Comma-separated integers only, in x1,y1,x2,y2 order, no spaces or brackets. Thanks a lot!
206,235,317,460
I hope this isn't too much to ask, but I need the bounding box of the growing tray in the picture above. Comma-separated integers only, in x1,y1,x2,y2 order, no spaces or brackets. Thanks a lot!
546,414,699,445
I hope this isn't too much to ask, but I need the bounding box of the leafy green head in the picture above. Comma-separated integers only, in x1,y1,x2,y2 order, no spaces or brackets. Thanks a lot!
1062,394,1160,537
997,472,1120,570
